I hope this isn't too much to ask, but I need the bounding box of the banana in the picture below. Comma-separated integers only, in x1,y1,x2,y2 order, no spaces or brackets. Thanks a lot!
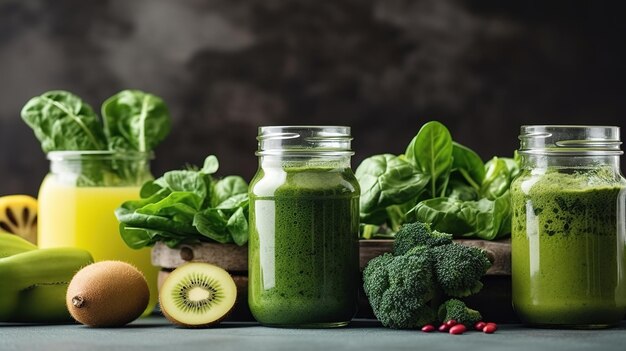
0,291,18,321
0,248,93,291
0,232,37,258
0,247,93,322
10,284,71,323
0,233,33,319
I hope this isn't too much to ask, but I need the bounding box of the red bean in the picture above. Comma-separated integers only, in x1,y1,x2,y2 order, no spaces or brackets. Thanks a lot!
449,324,467,335
438,324,449,332
474,321,486,331
445,319,457,328
421,325,435,332
483,323,497,334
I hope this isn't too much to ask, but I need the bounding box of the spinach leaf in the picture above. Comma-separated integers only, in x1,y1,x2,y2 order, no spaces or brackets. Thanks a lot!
101,90,171,152
213,176,248,206
193,209,231,244
115,205,198,235
360,224,380,240
410,191,511,240
139,180,164,198
405,121,453,197
201,155,219,175
447,179,479,201
217,193,249,210
386,203,408,233
356,120,516,240
452,141,485,189
124,187,171,212
22,89,172,187
160,170,208,200
119,225,163,250
119,225,191,250
136,192,202,220
480,157,512,200
115,155,250,248
226,207,249,246
355,154,430,215
360,207,389,226
21,91,107,152
502,156,521,180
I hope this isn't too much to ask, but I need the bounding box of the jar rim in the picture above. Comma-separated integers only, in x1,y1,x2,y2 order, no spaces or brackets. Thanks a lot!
257,125,353,156
47,150,154,161
518,125,623,156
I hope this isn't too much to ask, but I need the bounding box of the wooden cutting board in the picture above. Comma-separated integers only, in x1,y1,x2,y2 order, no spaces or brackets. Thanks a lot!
152,239,511,275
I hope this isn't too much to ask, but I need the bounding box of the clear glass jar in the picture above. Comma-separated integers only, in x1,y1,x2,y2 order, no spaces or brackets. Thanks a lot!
37,151,158,315
511,126,626,328
248,126,360,328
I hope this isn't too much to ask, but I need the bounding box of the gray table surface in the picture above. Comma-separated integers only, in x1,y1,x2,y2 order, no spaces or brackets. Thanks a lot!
1,316,625,351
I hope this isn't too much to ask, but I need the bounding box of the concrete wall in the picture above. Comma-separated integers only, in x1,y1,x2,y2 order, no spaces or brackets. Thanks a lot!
1,0,625,195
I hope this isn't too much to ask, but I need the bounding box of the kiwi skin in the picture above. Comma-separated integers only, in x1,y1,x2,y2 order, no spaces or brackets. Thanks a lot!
160,297,235,329
159,262,237,328
66,261,150,327
160,298,234,329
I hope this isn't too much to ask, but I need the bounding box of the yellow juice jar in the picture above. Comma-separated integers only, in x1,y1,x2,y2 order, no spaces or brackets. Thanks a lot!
37,151,158,315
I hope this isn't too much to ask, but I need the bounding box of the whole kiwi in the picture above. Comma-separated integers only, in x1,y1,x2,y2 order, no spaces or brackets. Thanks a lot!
66,260,149,327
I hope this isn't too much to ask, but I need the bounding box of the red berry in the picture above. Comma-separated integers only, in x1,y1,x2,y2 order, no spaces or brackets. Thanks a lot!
438,324,449,332
421,325,435,332
474,321,486,331
445,319,457,328
449,324,467,335
483,323,497,334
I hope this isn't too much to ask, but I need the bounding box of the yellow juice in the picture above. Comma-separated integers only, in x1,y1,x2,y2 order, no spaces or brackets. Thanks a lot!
37,175,158,315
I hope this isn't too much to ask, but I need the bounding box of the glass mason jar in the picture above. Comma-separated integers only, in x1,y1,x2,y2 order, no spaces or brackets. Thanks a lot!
37,151,158,315
248,126,360,328
511,126,626,328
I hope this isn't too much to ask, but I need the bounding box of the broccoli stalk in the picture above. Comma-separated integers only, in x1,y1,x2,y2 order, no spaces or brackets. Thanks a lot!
363,221,491,329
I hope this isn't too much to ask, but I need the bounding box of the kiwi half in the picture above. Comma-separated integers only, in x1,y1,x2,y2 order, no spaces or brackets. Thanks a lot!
0,195,38,244
160,262,236,327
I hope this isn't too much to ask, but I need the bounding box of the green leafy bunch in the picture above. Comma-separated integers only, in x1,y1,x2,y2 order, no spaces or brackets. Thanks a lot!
115,155,250,249
356,121,520,240
21,90,171,186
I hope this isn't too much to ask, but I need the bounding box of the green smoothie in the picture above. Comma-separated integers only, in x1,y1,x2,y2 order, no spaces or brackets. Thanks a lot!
248,164,359,327
511,169,626,327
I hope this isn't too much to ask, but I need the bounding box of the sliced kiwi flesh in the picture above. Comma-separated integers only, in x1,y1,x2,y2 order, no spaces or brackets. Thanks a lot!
0,195,38,244
160,262,237,327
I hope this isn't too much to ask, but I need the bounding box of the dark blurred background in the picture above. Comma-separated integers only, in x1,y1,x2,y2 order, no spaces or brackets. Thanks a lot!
1,0,625,195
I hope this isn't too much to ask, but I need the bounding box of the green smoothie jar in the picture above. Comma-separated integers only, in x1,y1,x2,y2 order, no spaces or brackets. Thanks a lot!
511,125,626,328
248,126,360,328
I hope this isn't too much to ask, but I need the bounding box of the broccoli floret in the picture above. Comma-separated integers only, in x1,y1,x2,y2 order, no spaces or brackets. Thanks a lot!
393,222,453,255
363,251,437,329
430,243,491,297
438,299,482,326
364,222,491,329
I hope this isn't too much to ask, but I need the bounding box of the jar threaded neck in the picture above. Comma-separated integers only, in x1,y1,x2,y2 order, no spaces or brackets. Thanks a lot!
518,125,622,156
256,126,353,157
